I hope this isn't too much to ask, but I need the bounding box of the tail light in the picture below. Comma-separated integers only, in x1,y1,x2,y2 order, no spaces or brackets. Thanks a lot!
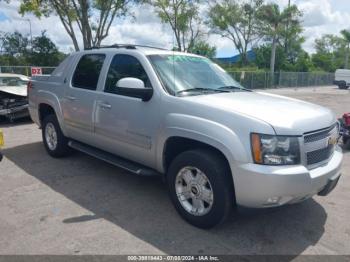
27,81,33,93
343,113,350,127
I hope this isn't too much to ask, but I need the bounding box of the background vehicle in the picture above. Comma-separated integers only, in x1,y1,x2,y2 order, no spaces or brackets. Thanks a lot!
28,45,342,228
340,113,350,149
334,69,350,89
0,73,30,122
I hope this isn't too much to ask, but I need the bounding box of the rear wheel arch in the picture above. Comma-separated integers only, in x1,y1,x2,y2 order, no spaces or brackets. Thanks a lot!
38,103,56,125
38,103,66,135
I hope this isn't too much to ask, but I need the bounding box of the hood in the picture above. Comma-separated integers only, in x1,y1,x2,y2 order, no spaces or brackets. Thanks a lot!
184,91,336,135
0,85,27,97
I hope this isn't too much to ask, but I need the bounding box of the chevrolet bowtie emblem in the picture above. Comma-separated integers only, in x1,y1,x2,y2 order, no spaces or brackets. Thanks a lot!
328,136,338,146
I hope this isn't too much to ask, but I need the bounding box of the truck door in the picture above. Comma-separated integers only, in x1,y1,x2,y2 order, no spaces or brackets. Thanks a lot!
63,53,106,143
94,54,161,168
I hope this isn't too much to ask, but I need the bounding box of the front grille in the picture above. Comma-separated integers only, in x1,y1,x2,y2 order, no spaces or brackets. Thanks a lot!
304,124,338,167
304,125,336,143
306,145,334,166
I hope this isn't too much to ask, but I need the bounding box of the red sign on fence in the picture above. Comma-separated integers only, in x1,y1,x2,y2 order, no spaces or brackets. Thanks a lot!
31,67,42,76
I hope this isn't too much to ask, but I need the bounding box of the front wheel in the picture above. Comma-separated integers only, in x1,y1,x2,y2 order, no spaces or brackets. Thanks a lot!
167,149,234,228
42,114,71,158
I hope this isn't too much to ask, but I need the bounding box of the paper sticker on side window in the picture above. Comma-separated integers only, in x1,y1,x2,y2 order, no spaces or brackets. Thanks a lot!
167,55,209,63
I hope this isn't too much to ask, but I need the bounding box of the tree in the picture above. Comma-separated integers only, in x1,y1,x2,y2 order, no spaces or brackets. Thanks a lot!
283,0,291,53
279,13,304,64
254,44,285,71
30,31,66,66
0,30,65,67
188,41,216,58
315,34,344,54
341,29,350,69
312,34,346,72
208,0,263,65
0,32,7,54
257,3,302,75
1,31,29,56
0,31,30,66
145,0,202,52
293,51,314,72
18,0,131,51
312,53,336,72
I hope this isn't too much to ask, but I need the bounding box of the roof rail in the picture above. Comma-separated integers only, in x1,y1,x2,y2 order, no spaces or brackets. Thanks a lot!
84,44,168,51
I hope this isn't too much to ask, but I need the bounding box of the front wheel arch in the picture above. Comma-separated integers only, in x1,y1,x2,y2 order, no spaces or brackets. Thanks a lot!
162,137,236,204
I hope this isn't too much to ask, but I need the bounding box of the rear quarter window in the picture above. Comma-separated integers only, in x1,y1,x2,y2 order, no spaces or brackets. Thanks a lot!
72,54,106,90
51,55,72,77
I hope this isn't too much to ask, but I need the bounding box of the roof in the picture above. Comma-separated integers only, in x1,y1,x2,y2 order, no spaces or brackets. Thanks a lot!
74,44,202,57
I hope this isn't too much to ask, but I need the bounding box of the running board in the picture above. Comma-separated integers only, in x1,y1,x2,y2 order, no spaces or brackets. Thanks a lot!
68,140,159,176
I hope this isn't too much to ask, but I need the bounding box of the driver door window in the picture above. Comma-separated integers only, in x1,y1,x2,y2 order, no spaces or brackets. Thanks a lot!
105,54,151,95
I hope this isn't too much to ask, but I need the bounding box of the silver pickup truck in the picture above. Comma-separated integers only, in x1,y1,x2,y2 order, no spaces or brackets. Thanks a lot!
29,45,343,228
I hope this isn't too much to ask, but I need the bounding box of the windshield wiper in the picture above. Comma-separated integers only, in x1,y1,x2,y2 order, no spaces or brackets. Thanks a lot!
176,88,229,96
217,86,251,92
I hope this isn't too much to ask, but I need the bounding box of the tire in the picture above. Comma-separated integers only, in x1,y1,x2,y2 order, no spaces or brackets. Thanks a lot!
338,83,348,89
167,149,234,229
42,114,71,158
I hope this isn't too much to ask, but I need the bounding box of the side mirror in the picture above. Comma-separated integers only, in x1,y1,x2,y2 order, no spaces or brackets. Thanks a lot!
116,77,153,102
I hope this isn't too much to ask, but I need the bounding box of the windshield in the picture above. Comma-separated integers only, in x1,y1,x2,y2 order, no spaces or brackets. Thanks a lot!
148,54,245,96
0,77,29,87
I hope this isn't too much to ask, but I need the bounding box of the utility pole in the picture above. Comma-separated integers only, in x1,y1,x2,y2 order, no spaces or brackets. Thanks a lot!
26,19,33,53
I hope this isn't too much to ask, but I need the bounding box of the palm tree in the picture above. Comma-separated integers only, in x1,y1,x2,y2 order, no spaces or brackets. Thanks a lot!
257,4,301,77
341,29,350,69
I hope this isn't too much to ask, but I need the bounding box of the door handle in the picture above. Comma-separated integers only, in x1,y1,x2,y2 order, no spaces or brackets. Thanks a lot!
66,96,77,101
99,102,112,109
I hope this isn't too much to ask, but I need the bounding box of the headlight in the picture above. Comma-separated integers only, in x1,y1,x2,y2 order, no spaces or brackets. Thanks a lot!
251,133,300,165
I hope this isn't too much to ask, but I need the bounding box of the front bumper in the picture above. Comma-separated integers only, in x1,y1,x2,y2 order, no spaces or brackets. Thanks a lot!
233,146,343,208
0,104,29,120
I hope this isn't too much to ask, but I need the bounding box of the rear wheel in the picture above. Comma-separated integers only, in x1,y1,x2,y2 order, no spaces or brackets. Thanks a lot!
42,114,71,157
338,82,348,89
167,149,234,228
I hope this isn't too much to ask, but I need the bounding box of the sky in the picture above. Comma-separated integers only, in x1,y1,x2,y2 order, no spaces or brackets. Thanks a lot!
0,0,350,58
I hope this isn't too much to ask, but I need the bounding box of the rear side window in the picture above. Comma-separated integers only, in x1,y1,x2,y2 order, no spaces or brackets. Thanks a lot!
105,54,151,94
51,55,72,77
72,54,105,90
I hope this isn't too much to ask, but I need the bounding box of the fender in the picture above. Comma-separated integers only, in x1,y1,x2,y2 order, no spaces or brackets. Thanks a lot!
156,113,249,174
36,90,67,136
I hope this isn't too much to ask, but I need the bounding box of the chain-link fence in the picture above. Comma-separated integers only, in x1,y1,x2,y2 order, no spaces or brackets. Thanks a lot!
227,71,335,89
0,66,56,76
0,65,335,89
